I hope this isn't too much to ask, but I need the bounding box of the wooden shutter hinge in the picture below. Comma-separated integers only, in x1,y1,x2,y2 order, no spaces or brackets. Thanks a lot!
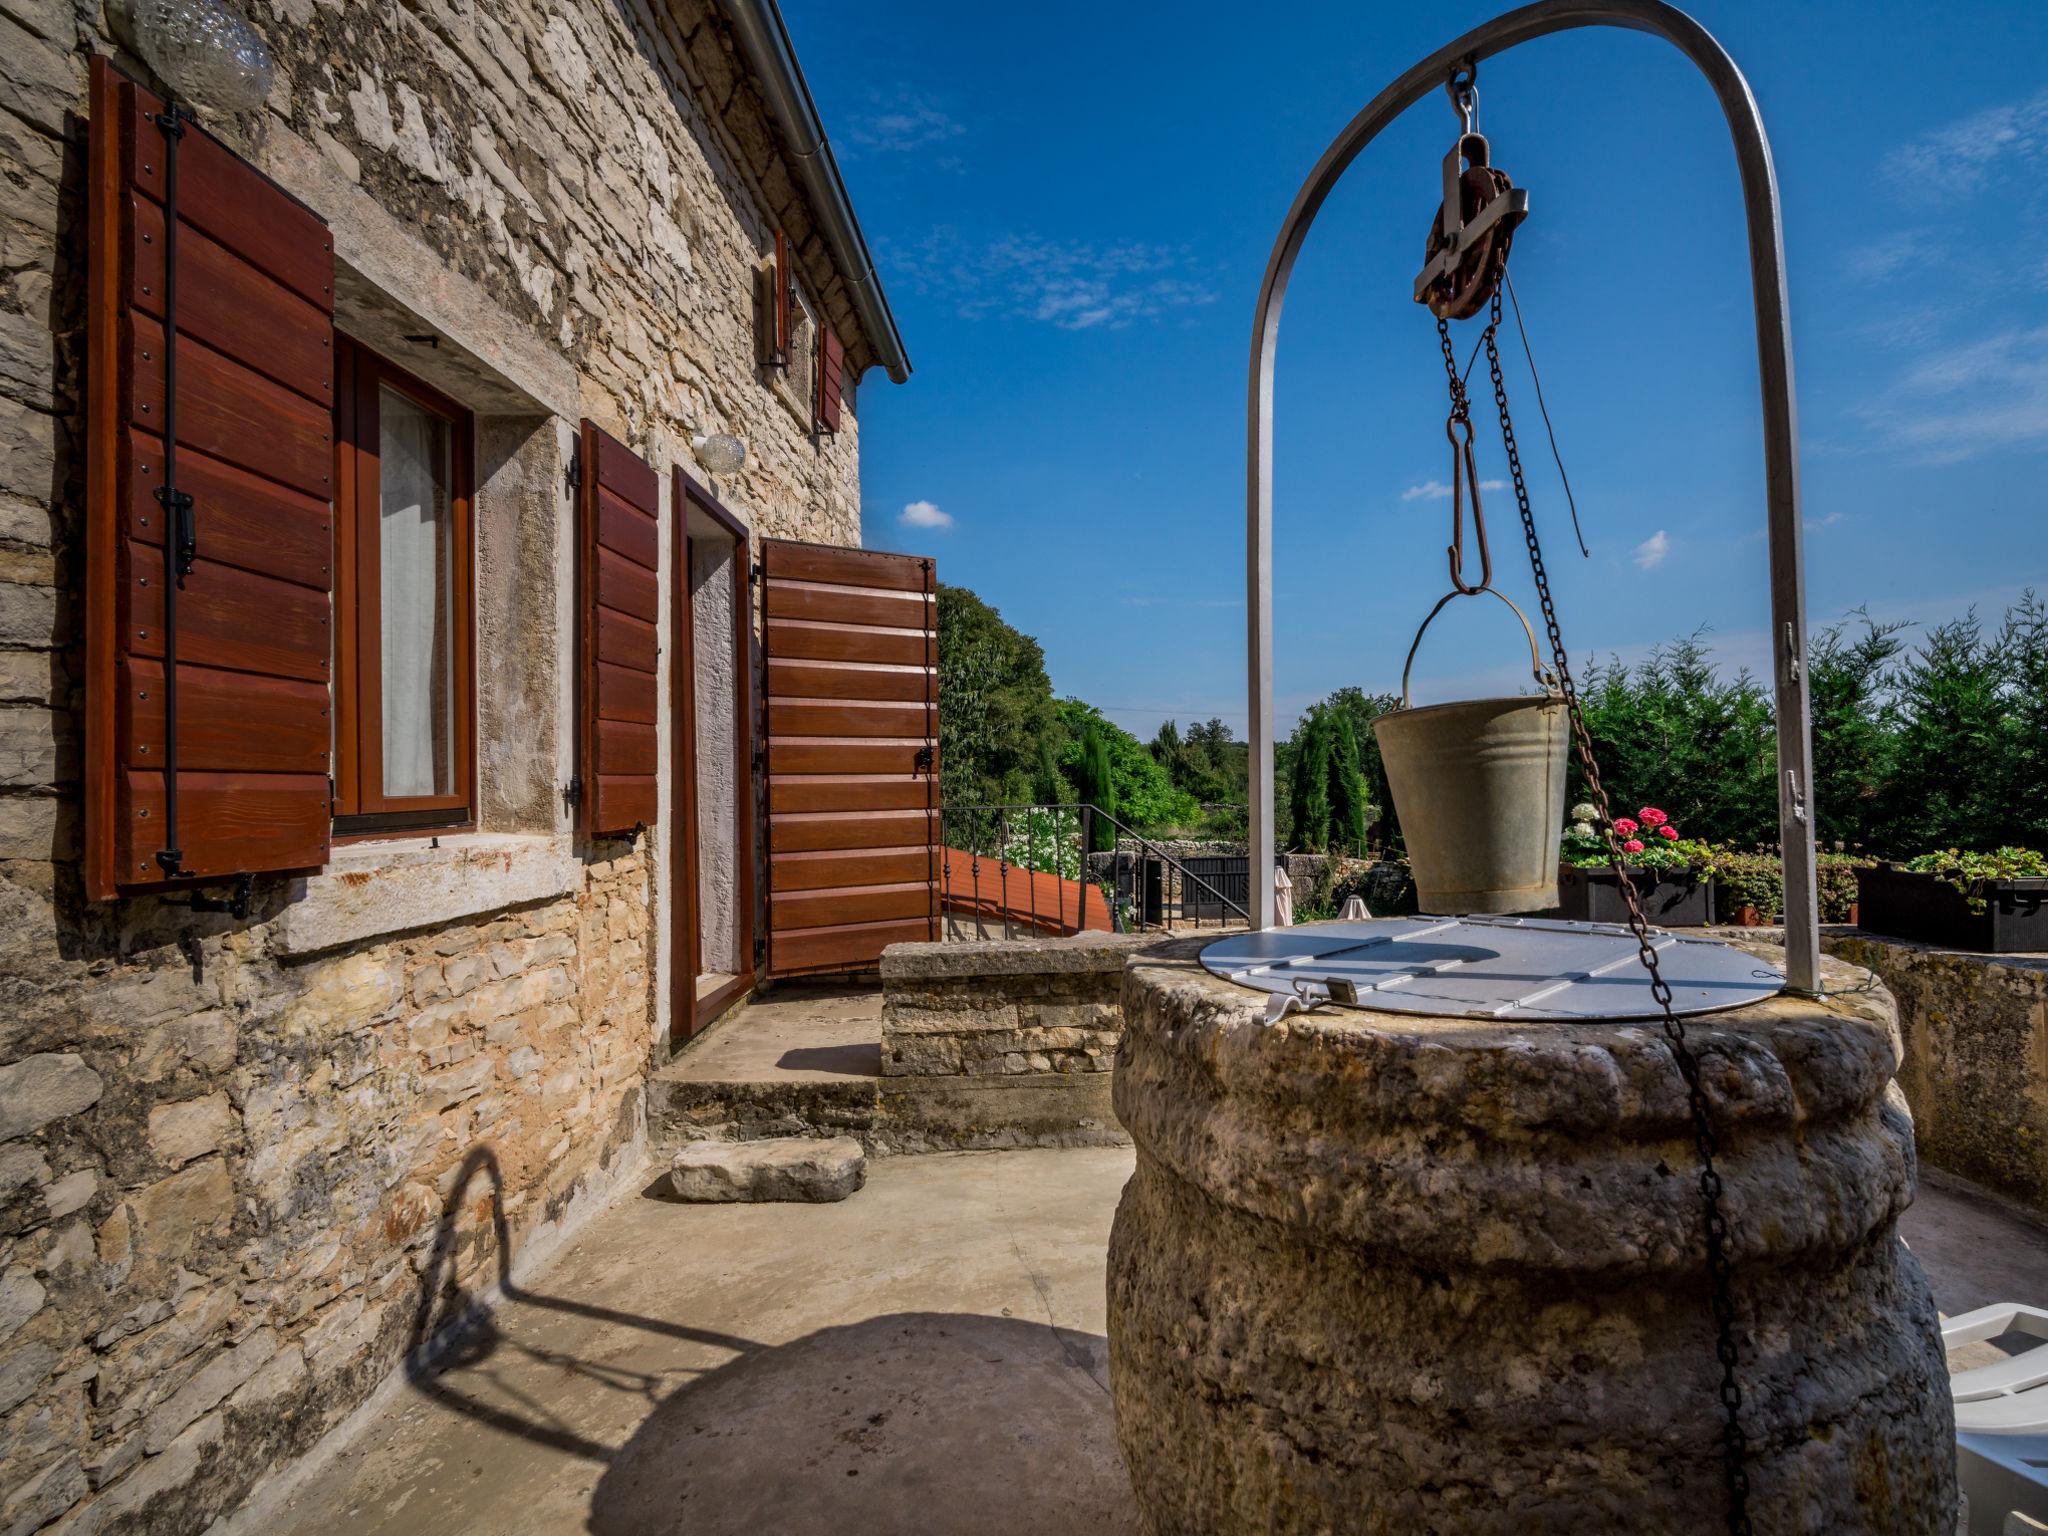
177,871,254,922
563,776,583,813
564,446,581,499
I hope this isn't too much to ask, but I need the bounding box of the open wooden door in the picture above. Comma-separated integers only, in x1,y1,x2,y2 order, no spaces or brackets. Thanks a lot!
760,539,938,976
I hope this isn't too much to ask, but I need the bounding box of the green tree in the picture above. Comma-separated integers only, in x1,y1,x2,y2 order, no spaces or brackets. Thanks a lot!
1059,700,1198,832
1328,710,1374,856
936,584,1066,806
1289,710,1333,851
1807,610,1908,849
1994,593,2048,849
1074,722,1118,851
1573,634,1776,847
1877,610,2008,853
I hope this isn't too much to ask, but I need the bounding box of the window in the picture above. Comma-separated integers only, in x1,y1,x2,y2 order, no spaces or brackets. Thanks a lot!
333,338,475,831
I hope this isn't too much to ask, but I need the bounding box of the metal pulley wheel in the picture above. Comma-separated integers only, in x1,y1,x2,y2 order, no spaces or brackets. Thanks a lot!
1413,73,1528,320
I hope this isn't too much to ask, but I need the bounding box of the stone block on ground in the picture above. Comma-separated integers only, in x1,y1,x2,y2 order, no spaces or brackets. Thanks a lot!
668,1136,865,1203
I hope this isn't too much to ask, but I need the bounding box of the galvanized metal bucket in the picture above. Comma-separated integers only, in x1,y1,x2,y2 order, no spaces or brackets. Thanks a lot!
1373,589,1567,914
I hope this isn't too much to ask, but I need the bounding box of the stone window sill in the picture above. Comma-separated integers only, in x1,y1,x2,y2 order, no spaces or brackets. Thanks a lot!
275,832,583,956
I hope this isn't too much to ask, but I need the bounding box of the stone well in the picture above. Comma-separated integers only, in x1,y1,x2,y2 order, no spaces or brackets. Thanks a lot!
1107,935,1955,1534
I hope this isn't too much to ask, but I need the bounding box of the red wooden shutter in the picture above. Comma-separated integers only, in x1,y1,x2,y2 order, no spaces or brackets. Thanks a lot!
84,58,336,899
772,230,792,364
815,326,845,434
760,539,939,976
578,421,660,836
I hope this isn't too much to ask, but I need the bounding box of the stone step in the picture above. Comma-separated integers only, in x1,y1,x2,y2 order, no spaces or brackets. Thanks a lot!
669,1135,867,1203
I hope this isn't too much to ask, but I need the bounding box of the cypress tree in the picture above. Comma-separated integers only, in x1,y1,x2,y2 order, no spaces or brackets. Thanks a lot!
1077,723,1119,852
1290,711,1332,852
1328,711,1373,855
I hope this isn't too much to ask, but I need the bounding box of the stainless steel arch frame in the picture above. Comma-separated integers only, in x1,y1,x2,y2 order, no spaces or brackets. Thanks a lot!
1247,0,1820,992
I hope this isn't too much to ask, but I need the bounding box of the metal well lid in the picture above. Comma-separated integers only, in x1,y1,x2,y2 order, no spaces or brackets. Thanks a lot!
1200,916,1784,1023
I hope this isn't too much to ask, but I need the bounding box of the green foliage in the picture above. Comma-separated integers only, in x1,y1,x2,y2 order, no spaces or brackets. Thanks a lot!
1573,635,1777,850
1288,711,1332,851
1058,700,1198,836
1711,851,1871,922
1073,722,1118,852
1876,611,2008,855
1148,716,1250,835
1808,611,1907,847
1551,597,2047,860
1900,846,2048,913
1329,712,1374,856
935,584,1067,807
1281,703,1379,855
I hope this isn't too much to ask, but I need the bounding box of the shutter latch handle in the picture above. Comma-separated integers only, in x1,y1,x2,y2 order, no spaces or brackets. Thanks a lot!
156,484,196,578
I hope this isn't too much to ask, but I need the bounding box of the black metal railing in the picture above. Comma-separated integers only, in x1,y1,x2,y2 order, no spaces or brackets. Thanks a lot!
936,803,1251,940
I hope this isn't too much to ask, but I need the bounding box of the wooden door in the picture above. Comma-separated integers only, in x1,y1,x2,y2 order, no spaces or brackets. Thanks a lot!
760,539,938,976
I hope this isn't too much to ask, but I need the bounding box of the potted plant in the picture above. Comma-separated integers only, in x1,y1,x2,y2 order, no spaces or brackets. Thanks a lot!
1557,803,1718,926
1856,847,2048,953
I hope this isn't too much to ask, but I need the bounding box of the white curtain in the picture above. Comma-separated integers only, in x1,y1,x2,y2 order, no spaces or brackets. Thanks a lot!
378,389,451,798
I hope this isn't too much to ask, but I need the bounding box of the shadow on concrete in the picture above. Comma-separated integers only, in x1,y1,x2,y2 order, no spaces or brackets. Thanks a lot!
587,1311,1134,1536
774,1041,883,1076
405,1148,762,1463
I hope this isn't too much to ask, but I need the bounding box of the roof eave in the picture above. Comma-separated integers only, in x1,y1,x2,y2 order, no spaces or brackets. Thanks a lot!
718,0,911,385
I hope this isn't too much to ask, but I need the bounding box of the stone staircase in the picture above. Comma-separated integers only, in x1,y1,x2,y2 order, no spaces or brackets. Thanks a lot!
644,987,1125,1159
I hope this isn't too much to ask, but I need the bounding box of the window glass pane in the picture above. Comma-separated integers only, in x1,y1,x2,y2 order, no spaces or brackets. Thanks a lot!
378,388,456,799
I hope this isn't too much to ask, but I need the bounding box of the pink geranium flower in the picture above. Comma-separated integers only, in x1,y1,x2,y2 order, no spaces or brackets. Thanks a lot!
1659,824,1680,840
1613,817,1639,837
1639,807,1668,827
1623,838,1646,854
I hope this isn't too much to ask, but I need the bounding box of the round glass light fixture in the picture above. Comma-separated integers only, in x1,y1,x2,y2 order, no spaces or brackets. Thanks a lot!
691,432,746,478
129,0,274,115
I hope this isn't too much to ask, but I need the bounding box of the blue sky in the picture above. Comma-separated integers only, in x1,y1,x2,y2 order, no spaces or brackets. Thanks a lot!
786,0,2048,738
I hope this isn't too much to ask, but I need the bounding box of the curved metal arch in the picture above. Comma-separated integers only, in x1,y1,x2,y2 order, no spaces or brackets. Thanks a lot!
1247,0,1819,991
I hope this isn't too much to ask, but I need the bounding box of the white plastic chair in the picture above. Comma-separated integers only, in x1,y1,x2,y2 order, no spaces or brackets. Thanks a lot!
1945,1305,2048,1534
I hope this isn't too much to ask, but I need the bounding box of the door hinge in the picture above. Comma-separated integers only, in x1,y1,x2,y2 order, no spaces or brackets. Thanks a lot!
565,446,581,499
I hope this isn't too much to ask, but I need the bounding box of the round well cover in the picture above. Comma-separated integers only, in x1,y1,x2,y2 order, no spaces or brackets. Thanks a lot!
1200,916,1784,1022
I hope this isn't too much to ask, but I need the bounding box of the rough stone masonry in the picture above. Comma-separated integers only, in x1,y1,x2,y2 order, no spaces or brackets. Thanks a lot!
1108,935,1957,1534
0,0,874,1531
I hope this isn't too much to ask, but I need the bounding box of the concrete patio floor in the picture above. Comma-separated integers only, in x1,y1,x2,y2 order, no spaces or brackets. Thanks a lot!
243,1144,2048,1536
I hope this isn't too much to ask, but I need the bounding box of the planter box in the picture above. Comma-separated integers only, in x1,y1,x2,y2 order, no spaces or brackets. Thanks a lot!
1556,865,1715,927
1854,865,2048,954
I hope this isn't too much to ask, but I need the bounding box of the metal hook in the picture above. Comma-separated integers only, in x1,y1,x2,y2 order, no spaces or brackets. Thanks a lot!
1444,415,1492,594
1446,61,1478,133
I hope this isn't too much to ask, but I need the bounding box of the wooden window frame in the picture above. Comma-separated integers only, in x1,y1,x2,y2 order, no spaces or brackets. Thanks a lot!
332,336,476,834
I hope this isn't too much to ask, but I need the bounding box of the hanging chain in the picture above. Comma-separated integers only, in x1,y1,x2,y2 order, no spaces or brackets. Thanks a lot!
1482,288,1753,1535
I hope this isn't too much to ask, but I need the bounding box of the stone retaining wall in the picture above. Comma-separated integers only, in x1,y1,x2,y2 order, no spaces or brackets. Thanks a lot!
879,935,1161,1078
1824,931,2048,1221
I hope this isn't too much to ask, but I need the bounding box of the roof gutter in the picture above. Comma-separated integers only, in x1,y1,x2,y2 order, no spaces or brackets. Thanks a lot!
719,0,911,384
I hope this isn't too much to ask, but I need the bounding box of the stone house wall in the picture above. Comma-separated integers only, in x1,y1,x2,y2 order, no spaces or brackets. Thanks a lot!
0,0,876,1530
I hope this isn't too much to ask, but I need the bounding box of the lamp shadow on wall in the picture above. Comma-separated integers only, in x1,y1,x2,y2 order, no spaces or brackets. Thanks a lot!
406,1149,1134,1532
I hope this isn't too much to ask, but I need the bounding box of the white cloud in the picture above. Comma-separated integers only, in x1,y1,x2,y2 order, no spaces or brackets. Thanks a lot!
1856,323,2048,463
899,499,953,530
848,92,965,156
1632,530,1671,570
1882,89,2048,204
1845,228,1945,283
1402,477,1504,501
881,227,1217,331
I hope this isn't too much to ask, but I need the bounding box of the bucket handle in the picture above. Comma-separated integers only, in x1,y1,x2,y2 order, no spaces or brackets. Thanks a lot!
1399,586,1558,707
